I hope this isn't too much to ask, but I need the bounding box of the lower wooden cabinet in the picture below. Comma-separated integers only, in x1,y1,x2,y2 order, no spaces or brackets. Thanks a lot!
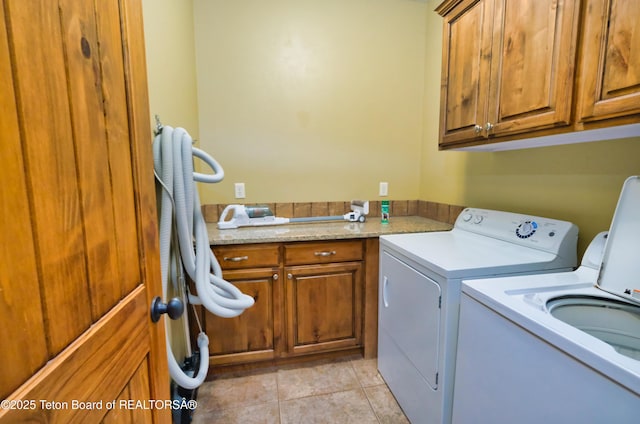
205,267,283,366
285,262,362,356
204,239,371,369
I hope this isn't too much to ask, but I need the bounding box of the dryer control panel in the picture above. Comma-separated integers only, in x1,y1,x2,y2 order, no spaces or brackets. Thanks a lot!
455,208,579,258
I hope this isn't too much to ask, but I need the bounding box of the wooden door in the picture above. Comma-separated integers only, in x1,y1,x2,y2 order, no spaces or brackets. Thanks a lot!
285,262,363,356
437,0,495,147
577,0,640,122
486,0,580,137
0,0,170,423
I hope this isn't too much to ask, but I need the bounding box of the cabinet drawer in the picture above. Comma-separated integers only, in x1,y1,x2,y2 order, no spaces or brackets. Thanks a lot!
284,240,363,265
213,244,280,270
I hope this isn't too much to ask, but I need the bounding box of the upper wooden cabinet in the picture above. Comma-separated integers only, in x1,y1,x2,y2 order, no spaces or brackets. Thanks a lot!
577,0,640,123
437,0,581,148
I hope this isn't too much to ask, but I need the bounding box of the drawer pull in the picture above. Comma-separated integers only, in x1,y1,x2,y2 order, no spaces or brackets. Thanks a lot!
223,255,249,262
314,250,336,257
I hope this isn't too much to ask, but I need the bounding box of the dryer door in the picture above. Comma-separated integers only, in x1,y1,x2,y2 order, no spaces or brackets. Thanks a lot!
379,251,441,389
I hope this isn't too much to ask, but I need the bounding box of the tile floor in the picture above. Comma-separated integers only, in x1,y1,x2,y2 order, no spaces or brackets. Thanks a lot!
192,356,409,423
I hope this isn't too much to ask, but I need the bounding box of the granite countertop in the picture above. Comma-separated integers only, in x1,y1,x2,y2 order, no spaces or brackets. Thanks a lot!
207,216,452,245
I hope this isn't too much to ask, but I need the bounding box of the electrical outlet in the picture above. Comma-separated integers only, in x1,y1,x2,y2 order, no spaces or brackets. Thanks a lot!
379,182,388,196
234,183,246,199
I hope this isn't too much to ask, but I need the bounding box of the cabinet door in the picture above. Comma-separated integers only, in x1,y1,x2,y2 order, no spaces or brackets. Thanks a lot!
438,0,495,146
285,262,363,356
205,268,283,365
577,0,640,122
486,0,580,137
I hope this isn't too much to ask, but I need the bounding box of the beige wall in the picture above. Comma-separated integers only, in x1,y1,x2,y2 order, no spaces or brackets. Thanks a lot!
193,0,427,204
142,0,640,255
421,0,640,254
142,0,199,141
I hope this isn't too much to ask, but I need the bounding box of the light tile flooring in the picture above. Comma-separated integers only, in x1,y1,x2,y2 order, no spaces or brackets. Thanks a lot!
193,356,409,423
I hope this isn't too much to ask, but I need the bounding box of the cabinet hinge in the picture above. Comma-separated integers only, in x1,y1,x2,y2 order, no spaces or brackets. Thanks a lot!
435,372,439,385
438,296,442,308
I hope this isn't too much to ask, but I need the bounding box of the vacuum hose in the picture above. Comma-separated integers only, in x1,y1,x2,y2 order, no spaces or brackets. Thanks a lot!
153,126,255,389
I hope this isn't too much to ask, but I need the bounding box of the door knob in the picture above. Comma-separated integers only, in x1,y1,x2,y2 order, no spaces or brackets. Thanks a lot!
150,296,184,322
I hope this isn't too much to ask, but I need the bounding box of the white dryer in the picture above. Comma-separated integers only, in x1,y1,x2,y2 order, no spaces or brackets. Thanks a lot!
378,208,579,424
453,177,640,424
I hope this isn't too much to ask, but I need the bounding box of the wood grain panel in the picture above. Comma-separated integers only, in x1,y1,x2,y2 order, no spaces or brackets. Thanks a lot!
601,1,640,97
438,0,494,145
206,268,283,365
363,238,379,359
127,360,154,424
444,1,486,131
293,202,312,218
1,1,169,422
97,0,141,296
206,275,275,354
214,244,281,270
498,0,553,115
295,273,355,344
286,262,362,355
102,386,132,424
284,240,363,265
59,0,122,319
578,0,640,121
6,0,92,355
118,0,171,411
0,286,150,423
488,0,579,134
0,4,48,399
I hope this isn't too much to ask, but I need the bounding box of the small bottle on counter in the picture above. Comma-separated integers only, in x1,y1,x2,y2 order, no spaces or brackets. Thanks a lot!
381,200,389,224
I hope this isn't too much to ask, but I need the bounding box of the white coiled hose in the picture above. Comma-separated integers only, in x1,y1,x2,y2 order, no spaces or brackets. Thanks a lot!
153,126,255,389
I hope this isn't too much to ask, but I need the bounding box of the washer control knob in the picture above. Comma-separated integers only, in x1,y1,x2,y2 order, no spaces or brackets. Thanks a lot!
462,213,473,222
473,215,483,224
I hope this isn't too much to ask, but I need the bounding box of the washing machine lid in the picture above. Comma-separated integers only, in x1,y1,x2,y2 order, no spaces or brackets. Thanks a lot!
597,176,640,305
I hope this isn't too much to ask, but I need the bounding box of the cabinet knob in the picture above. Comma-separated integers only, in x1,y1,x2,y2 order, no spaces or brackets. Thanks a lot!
287,273,293,280
273,273,279,280
484,122,494,132
474,124,483,134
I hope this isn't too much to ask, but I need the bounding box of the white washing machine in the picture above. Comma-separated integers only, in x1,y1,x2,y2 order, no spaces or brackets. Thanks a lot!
378,208,579,424
453,176,640,424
